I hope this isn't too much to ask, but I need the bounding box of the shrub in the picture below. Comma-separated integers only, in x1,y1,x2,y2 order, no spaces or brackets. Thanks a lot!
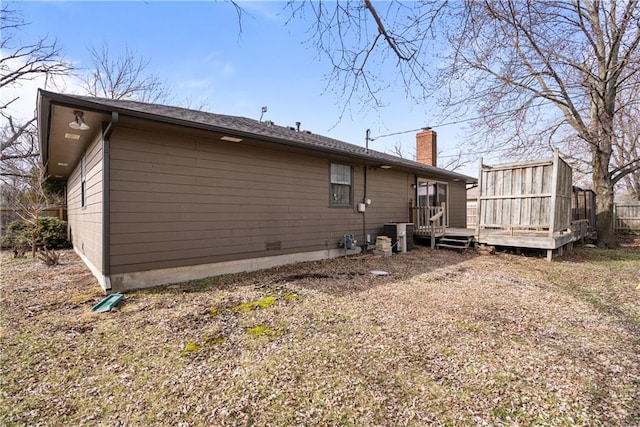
2,220,30,250
37,217,70,248
2,217,70,249
37,246,61,266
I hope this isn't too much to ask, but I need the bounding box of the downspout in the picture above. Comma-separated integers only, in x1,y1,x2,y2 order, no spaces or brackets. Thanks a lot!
102,112,119,291
362,129,370,251
363,163,367,251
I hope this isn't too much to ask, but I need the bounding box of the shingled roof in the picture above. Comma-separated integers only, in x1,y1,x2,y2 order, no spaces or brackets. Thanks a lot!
38,90,476,183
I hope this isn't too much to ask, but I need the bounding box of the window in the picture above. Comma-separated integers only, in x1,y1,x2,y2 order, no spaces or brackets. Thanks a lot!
81,153,87,208
417,180,448,208
330,163,352,206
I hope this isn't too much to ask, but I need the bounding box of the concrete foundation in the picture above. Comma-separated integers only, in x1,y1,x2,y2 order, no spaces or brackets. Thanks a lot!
104,246,362,292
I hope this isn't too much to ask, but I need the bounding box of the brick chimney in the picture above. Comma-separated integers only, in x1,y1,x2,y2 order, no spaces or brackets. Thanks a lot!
416,129,437,167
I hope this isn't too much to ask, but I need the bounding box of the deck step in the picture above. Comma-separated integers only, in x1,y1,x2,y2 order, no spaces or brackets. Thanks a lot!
439,238,468,243
436,236,473,251
437,243,469,249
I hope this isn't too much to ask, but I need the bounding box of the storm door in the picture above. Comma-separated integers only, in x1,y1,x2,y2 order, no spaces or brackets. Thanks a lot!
417,179,448,226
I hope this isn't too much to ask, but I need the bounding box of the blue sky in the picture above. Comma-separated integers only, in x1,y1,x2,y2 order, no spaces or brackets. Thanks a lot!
5,1,478,176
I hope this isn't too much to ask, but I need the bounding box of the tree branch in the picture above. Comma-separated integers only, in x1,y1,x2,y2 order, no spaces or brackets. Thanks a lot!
364,0,414,61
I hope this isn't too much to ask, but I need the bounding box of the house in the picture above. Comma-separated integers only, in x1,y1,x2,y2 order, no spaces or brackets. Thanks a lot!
37,90,476,291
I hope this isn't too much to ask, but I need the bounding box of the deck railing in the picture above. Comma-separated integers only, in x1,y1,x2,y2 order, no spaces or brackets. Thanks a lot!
570,219,590,242
412,205,446,238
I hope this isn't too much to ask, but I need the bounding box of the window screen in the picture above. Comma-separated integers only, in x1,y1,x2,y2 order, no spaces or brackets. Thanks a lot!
81,153,87,208
330,163,352,206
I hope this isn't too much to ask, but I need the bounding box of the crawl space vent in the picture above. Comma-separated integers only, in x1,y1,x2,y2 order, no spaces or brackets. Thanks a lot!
266,241,282,251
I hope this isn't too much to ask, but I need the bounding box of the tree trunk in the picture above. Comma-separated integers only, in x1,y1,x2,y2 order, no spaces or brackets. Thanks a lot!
593,151,616,247
31,211,39,258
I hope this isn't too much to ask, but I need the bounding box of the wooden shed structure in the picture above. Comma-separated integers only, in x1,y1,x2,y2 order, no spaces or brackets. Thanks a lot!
475,149,584,260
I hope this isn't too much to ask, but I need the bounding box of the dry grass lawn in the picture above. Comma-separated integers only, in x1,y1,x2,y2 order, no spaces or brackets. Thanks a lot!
1,242,639,426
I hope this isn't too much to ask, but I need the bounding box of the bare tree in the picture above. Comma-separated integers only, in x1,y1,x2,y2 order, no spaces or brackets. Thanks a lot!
389,141,410,159
289,1,640,247
1,117,64,258
286,1,438,120
447,1,640,247
612,71,640,200
1,5,72,187
10,165,64,257
0,6,72,111
438,151,469,173
0,115,40,231
0,115,38,184
81,43,170,103
0,5,70,260
615,120,640,201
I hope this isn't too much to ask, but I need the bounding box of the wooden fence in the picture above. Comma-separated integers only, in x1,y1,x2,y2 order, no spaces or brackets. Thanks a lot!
0,206,67,236
615,203,640,234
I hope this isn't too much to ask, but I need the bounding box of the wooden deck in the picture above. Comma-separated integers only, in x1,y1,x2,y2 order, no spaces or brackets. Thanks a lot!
477,228,575,250
414,224,589,261
410,148,593,261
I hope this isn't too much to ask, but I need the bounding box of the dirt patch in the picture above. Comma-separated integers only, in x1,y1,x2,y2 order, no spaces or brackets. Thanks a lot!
1,244,639,426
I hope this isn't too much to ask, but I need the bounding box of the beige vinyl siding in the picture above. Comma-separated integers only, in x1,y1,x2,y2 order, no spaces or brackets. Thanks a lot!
108,118,470,275
67,134,103,272
364,168,412,236
109,120,366,274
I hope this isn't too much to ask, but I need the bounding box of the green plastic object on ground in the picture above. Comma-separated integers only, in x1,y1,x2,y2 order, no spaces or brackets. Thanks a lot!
90,293,124,313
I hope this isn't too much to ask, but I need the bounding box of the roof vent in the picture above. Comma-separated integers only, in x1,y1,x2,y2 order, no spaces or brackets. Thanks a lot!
295,121,301,132
288,126,296,131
